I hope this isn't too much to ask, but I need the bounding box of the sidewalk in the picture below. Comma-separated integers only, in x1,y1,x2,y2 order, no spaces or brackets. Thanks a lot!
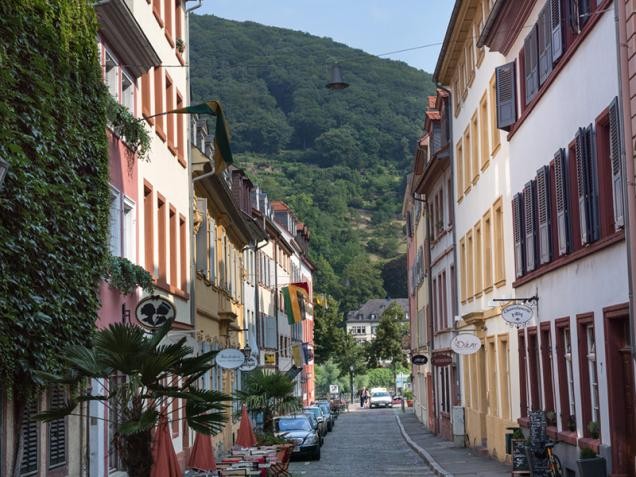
396,410,511,477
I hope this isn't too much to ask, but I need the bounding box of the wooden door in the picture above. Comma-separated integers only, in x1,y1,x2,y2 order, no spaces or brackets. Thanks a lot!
605,312,635,477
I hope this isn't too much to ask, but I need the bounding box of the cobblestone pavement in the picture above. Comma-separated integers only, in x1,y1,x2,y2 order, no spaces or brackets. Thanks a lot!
289,406,435,477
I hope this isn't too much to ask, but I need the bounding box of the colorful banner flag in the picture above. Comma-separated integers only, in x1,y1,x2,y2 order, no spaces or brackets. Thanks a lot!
153,100,233,174
291,343,304,367
282,282,309,324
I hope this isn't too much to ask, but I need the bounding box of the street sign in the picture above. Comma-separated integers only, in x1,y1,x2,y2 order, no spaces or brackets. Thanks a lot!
135,296,176,330
215,348,245,369
239,355,258,371
411,354,428,365
264,352,276,365
329,384,339,394
502,303,533,326
431,353,453,367
451,334,481,355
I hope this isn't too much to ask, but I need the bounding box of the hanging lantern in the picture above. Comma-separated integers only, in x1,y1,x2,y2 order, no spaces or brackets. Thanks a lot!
326,64,349,90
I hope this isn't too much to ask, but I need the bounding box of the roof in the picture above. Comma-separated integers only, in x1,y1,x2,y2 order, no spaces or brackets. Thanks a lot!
425,110,441,120
271,200,290,212
427,96,437,109
346,298,409,322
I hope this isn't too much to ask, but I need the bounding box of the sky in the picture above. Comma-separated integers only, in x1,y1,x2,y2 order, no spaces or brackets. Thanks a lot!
195,1,455,73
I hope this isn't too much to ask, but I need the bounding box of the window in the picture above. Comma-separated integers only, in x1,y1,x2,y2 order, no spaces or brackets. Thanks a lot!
479,93,490,170
475,221,483,296
523,25,539,105
142,70,152,123
154,67,165,140
475,3,485,66
512,192,526,278
524,180,538,273
166,73,175,154
441,270,448,329
483,210,493,291
495,62,517,131
152,0,162,24
180,216,187,291
121,72,134,113
471,112,479,184
498,336,511,420
527,328,542,411
575,125,600,246
448,178,454,225
48,386,67,469
577,315,599,434
432,277,437,332
540,325,555,414
489,74,501,153
123,198,136,261
466,230,474,299
209,216,216,283
459,237,466,303
169,207,177,286
21,399,39,476
144,185,154,274
157,196,167,284
105,50,119,100
554,148,571,255
586,326,599,424
450,265,457,318
536,165,552,265
537,2,553,85
195,199,208,276
487,338,498,416
463,127,472,193
176,92,185,164
175,1,183,46
556,321,577,429
109,188,122,257
466,38,475,86
518,332,528,417
493,198,505,285
456,140,464,201
164,0,174,44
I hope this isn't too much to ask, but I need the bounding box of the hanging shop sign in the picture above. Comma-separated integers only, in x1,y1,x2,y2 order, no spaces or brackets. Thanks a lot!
502,303,533,326
431,353,453,367
264,352,276,366
451,334,482,355
215,348,246,369
135,296,176,330
411,354,429,365
239,355,258,372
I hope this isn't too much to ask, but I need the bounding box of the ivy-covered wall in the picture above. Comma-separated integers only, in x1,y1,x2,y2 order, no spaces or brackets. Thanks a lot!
0,0,110,396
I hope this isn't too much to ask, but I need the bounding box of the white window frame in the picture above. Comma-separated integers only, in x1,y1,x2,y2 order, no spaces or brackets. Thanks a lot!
586,325,599,423
109,187,122,257
564,329,576,417
123,197,136,261
121,70,135,113
104,49,119,101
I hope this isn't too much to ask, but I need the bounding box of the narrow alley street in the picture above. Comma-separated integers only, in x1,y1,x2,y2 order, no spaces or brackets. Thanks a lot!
289,407,434,477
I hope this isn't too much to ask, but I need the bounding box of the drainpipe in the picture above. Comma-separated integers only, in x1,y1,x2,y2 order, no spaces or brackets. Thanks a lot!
615,0,636,359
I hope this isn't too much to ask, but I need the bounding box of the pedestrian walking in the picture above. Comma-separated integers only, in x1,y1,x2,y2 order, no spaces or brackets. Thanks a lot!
359,387,365,408
362,388,369,408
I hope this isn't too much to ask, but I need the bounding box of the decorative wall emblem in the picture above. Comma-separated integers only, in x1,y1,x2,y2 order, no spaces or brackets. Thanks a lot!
135,296,176,330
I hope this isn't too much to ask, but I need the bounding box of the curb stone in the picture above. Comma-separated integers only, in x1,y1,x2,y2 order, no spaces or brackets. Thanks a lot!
395,414,454,477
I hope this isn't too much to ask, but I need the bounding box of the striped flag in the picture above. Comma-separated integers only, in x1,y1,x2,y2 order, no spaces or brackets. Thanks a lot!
282,282,309,324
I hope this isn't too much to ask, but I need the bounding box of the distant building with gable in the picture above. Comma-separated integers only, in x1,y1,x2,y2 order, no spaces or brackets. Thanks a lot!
346,298,409,343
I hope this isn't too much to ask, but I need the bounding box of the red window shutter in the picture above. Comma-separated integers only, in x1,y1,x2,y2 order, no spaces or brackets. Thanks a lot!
512,193,525,278
496,62,517,131
575,127,591,245
551,0,563,61
538,4,553,85
608,97,624,230
524,26,539,104
554,148,570,255
537,165,552,265
524,181,537,272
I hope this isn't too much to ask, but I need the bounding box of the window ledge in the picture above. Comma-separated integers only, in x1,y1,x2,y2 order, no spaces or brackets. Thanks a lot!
578,437,600,453
178,154,186,168
494,278,506,288
490,142,501,158
513,231,625,288
518,417,529,428
472,175,480,185
168,143,177,156
480,159,490,172
153,279,190,300
557,430,578,446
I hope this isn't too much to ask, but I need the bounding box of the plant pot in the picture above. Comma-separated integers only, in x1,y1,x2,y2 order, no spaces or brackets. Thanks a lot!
407,399,413,407
577,456,607,477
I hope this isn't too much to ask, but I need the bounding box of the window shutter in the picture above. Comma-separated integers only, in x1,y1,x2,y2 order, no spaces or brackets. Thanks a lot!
406,211,413,238
586,124,600,242
208,217,216,282
608,97,625,230
48,386,67,468
554,148,570,255
432,122,442,154
538,4,553,85
575,127,591,245
21,399,39,475
512,193,526,278
496,62,517,131
195,198,208,275
524,181,537,272
524,26,539,104
551,0,563,61
537,165,552,264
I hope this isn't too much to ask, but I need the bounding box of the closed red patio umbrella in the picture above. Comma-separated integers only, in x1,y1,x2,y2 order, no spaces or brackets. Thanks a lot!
150,412,181,477
188,432,217,471
235,405,257,448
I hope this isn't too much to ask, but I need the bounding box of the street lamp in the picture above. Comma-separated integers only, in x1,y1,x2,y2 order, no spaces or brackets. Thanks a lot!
349,365,354,404
326,63,349,90
0,157,8,190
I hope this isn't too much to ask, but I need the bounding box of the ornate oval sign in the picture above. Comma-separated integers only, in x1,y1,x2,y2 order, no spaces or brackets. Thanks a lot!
239,355,258,371
215,348,246,369
411,354,428,365
135,296,176,330
451,334,482,355
502,304,533,326
431,353,453,367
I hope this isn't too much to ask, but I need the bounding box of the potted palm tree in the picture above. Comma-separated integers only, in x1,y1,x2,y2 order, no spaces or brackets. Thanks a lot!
35,318,231,477
235,369,301,435
577,448,607,477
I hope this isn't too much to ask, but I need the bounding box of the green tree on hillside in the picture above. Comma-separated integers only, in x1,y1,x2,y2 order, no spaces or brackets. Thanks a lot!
366,302,409,386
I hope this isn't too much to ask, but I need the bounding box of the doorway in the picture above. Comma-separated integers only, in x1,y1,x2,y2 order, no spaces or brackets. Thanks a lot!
604,305,635,477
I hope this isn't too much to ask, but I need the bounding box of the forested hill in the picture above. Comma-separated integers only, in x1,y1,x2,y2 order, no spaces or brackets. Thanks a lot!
190,14,435,312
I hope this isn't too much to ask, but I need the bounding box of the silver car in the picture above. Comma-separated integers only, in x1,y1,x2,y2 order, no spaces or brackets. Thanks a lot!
369,390,393,408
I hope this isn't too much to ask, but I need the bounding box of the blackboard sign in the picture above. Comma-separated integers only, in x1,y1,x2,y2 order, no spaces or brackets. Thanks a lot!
526,446,549,476
529,411,547,447
512,440,529,471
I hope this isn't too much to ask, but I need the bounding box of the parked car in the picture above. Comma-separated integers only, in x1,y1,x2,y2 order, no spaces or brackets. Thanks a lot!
274,415,321,460
315,401,335,431
303,406,328,437
302,411,324,446
369,390,393,408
